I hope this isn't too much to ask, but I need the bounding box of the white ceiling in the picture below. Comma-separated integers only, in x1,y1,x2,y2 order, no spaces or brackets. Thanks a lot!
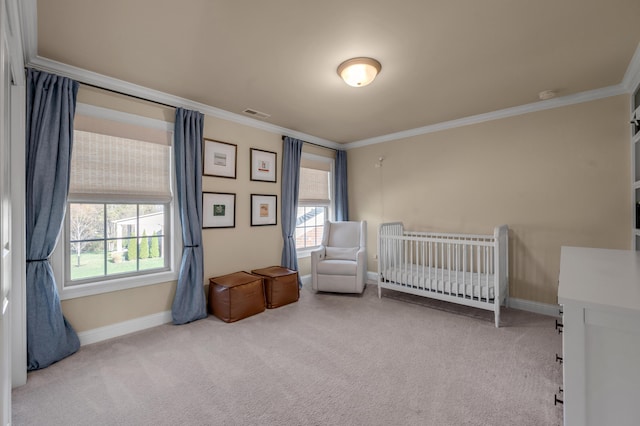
32,0,640,144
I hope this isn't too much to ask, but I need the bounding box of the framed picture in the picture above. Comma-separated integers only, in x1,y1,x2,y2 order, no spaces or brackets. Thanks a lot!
250,148,277,182
251,194,277,226
203,139,237,179
203,192,236,228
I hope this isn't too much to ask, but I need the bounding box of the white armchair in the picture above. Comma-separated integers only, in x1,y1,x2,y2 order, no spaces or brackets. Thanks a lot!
311,220,367,294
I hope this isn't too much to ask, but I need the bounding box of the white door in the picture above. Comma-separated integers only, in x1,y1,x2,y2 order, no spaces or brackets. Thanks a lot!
0,0,12,422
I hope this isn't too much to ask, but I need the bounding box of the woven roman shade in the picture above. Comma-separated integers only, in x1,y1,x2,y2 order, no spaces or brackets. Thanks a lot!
299,156,330,206
69,115,172,203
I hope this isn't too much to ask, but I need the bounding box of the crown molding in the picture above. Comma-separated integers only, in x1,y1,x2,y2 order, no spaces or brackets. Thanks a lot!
622,42,640,93
346,42,640,149
27,56,341,149
17,0,36,64
24,55,631,153
345,84,628,150
5,0,26,84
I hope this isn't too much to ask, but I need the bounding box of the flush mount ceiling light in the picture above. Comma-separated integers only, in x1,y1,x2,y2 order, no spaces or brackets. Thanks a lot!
337,57,382,87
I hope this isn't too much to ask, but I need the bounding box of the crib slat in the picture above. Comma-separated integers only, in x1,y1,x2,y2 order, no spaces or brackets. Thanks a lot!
411,236,415,287
447,243,451,293
433,242,440,291
397,234,400,284
490,245,494,300
412,237,415,288
408,236,411,287
440,240,443,292
389,236,392,282
454,243,458,295
428,241,432,291
400,237,404,284
477,243,480,300
468,244,471,299
420,238,425,290
464,244,468,299
394,236,398,283
403,236,407,285
485,246,489,302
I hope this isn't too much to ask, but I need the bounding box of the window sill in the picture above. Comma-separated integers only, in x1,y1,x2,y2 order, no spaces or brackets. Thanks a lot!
297,247,321,259
297,251,311,260
60,269,178,300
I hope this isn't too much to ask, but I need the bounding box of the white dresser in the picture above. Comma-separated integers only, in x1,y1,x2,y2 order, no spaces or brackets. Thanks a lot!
558,246,640,426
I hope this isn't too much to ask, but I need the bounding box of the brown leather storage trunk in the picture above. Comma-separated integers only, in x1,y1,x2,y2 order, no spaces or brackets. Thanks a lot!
208,271,265,322
251,266,299,309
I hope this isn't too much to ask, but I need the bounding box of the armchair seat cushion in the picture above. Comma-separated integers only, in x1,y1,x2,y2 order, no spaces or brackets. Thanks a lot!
316,259,357,275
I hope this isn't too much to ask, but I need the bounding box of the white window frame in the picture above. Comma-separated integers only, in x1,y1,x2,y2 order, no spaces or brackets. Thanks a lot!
296,153,334,259
52,104,181,300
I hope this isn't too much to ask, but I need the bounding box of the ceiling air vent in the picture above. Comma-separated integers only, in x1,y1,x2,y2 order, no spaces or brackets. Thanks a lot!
242,108,270,119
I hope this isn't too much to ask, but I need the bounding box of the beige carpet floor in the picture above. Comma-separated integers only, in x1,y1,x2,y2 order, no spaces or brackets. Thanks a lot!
12,284,563,426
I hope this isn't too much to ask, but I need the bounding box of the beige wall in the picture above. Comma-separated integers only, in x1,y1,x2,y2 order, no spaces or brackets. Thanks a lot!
298,256,311,277
62,86,284,332
201,114,283,280
62,88,631,331
62,281,175,332
348,95,631,305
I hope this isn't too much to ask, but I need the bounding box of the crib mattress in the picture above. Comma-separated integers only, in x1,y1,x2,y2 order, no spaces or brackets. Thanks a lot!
381,265,495,300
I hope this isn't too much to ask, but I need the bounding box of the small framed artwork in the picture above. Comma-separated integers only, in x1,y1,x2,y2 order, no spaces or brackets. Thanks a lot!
251,194,277,226
203,139,237,179
203,192,236,228
250,148,277,182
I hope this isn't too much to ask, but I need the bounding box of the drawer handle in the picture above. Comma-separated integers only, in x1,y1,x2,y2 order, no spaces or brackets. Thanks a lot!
555,354,563,364
555,319,563,333
554,394,564,405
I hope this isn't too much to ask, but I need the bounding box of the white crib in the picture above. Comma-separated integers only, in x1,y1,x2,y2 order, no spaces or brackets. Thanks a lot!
378,222,509,327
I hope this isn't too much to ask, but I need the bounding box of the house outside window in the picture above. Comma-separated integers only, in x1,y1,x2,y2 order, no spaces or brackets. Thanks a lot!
52,104,180,299
296,153,334,255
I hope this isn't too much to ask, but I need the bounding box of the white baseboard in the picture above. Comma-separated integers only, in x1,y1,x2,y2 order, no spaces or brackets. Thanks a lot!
507,298,560,318
367,271,560,318
77,310,173,346
300,273,377,287
300,274,311,286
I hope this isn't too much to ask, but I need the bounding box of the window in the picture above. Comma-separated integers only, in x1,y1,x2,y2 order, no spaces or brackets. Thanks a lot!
296,153,334,253
53,104,179,299
67,203,167,283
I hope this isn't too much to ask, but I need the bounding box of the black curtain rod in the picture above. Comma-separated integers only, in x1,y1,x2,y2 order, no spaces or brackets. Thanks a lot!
80,81,340,150
80,81,177,110
281,135,339,152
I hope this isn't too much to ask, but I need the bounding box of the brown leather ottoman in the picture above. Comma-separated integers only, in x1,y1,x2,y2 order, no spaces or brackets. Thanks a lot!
251,266,299,309
209,271,265,322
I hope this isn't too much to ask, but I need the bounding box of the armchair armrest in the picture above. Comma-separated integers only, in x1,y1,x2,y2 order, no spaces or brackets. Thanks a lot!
310,245,326,264
310,245,326,291
356,247,367,289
